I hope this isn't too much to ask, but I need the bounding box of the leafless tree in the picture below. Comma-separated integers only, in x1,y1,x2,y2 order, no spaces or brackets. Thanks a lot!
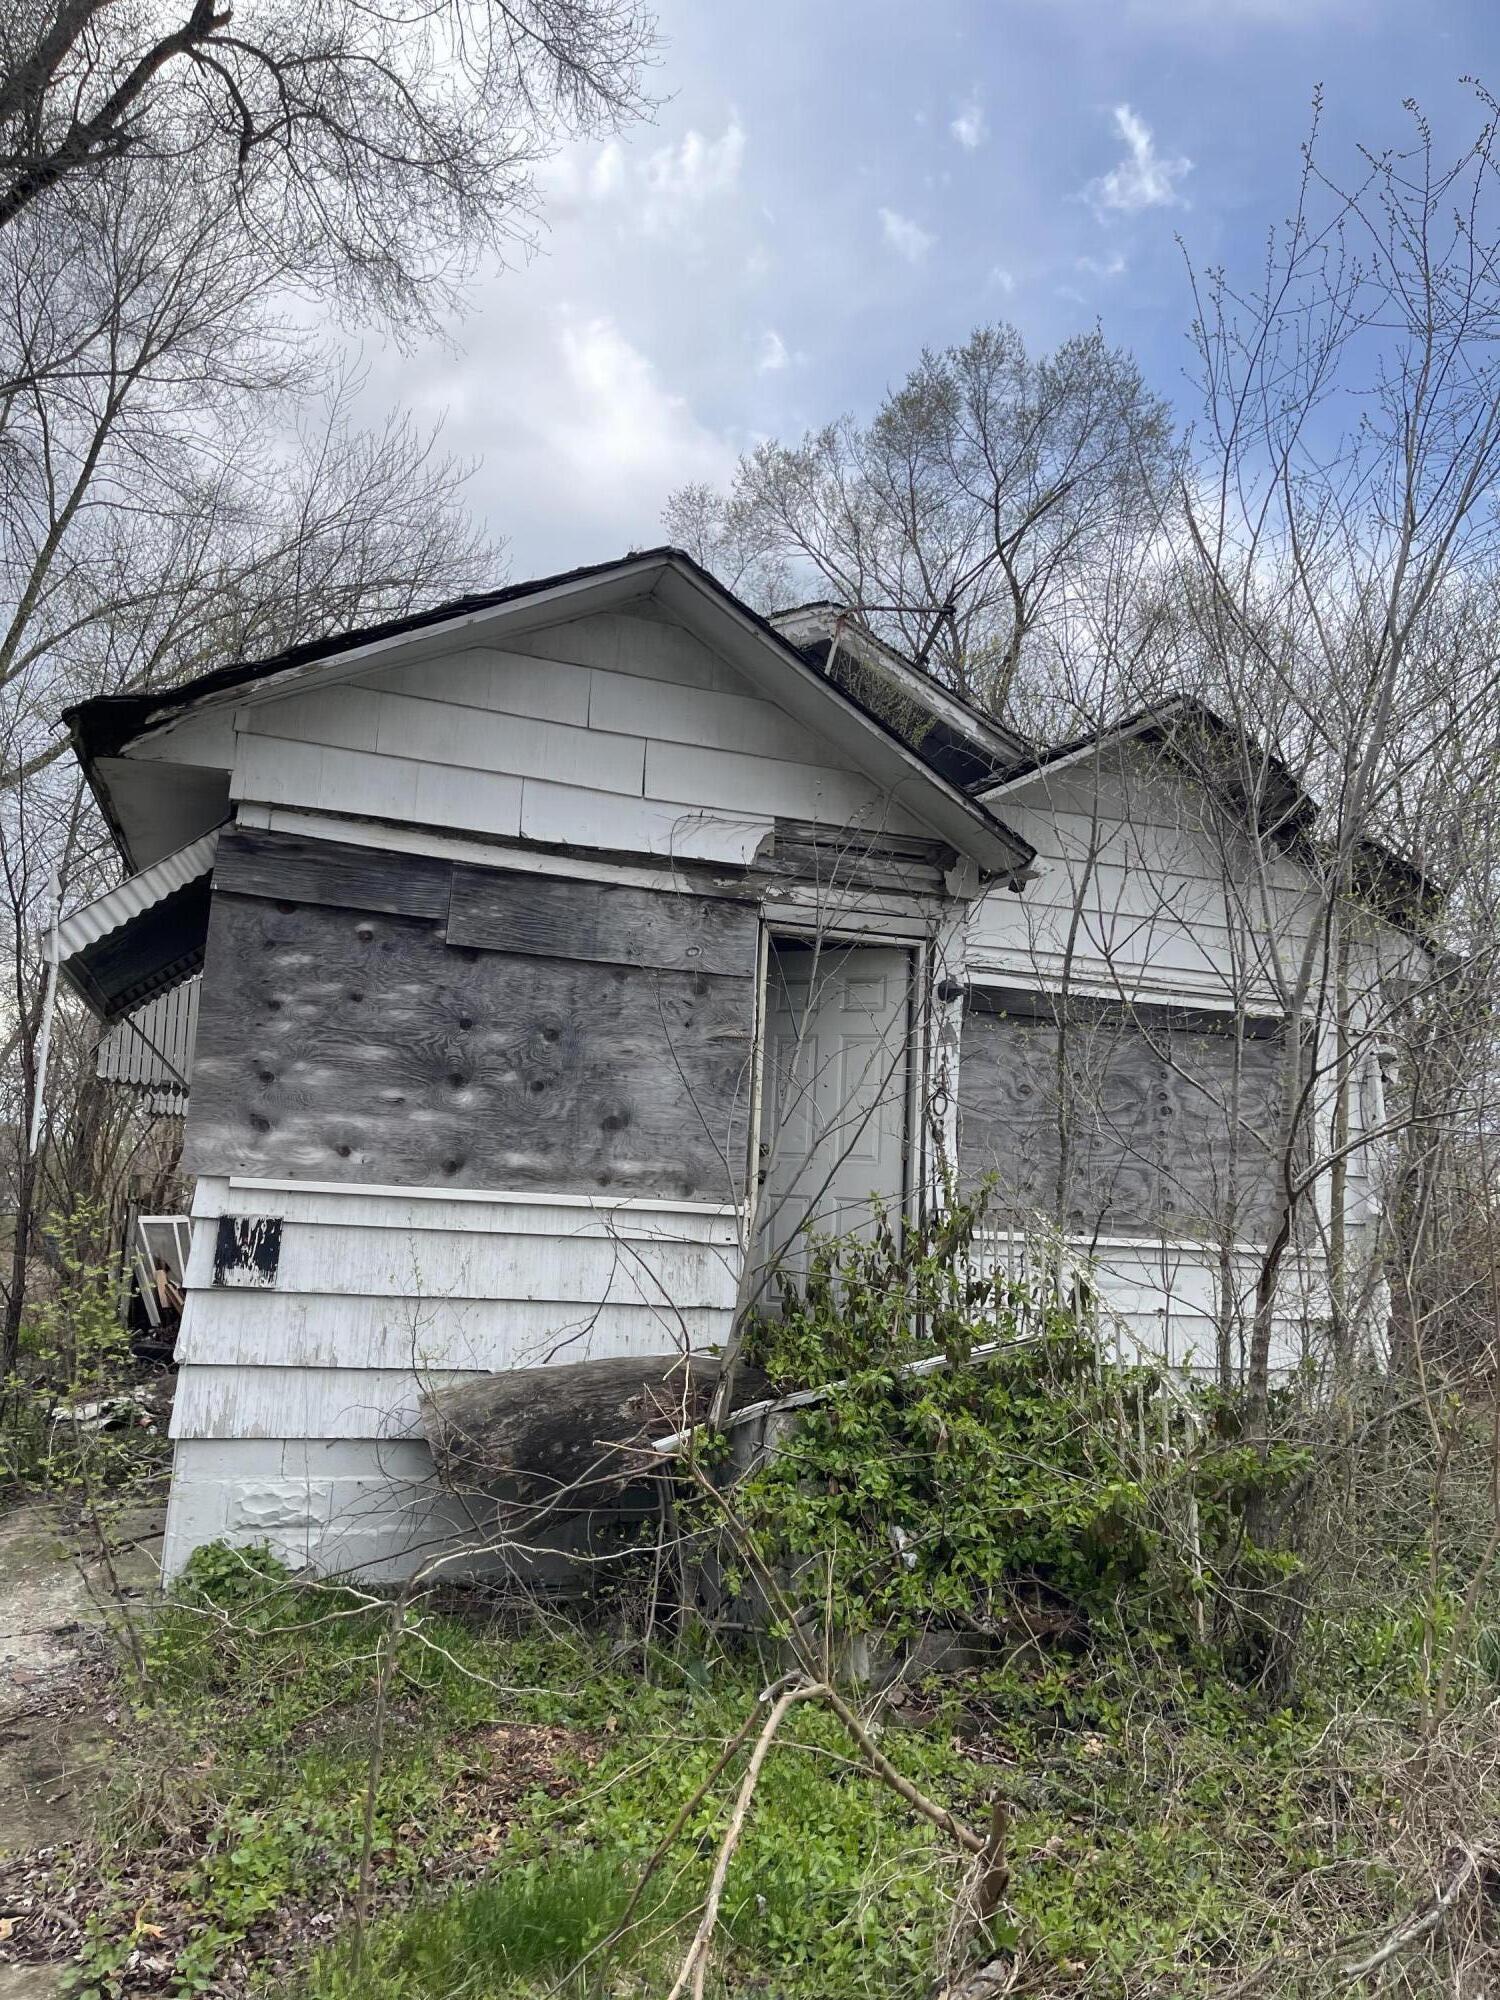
0,0,656,321
664,324,1177,721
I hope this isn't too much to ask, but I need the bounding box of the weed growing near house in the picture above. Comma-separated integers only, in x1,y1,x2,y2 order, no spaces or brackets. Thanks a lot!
32,1531,1500,2000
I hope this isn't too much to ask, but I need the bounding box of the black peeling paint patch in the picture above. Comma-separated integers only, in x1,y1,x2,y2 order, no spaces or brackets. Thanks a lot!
212,1215,282,1289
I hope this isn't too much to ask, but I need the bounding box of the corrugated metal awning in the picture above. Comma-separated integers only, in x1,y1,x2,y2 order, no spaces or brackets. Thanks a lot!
57,829,218,1021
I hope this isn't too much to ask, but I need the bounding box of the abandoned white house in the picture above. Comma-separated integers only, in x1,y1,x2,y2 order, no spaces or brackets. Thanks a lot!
53,550,1424,1577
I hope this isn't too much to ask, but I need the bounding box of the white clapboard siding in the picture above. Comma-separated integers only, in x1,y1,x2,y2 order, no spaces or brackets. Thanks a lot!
643,738,928,832
201,1179,740,1242
223,604,941,861
371,691,647,796
174,1290,729,1370
183,1218,740,1307
972,1234,1312,1374
172,1177,745,1459
230,735,526,838
163,1435,599,1582
587,669,821,763
514,607,758,694
515,779,773,863
172,1365,477,1441
358,648,593,725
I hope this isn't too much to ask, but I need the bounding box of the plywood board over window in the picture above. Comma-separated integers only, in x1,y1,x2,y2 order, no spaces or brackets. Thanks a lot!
182,829,759,1203
957,986,1285,1240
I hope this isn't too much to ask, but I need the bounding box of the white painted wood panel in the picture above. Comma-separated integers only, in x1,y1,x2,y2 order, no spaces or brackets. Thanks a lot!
587,668,823,763
231,735,526,839
516,608,757,695
371,691,646,797
133,709,239,767
356,647,592,725
174,1290,730,1370
196,1178,740,1242
182,1220,741,1308
516,777,772,863
172,1365,476,1439
645,738,929,832
238,685,382,753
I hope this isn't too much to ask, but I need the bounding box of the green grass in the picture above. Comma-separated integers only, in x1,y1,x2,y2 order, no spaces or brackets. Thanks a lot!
56,1541,1500,2000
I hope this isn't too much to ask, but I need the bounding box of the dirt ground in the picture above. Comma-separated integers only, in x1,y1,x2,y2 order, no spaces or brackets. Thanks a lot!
0,1494,167,1997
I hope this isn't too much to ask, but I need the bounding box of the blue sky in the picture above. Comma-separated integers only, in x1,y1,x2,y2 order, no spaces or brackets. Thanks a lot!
362,0,1500,578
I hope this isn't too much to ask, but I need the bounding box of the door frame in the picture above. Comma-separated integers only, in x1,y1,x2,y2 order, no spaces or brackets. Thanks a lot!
746,919,930,1251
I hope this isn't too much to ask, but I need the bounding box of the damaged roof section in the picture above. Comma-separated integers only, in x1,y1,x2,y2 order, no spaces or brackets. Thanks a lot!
769,601,1036,791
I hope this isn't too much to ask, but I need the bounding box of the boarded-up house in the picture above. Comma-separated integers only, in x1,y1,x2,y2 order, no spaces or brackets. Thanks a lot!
53,550,1407,1577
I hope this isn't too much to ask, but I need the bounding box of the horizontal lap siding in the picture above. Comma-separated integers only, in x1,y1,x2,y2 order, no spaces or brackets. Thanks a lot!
170,1178,741,1448
972,1234,1313,1374
227,608,934,859
971,752,1319,1001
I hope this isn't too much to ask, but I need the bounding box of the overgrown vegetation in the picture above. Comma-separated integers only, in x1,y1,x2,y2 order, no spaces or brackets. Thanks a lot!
3,1206,1493,1999
25,1509,1499,2000
0,1207,169,1495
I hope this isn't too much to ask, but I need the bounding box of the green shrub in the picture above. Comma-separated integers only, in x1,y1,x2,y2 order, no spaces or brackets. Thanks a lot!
726,1194,1308,1648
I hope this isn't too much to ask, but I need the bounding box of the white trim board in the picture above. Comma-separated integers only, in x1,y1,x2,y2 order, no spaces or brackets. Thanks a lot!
224,1175,741,1217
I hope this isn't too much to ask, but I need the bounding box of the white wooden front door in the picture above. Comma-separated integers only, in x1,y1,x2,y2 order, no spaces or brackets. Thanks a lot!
757,941,914,1280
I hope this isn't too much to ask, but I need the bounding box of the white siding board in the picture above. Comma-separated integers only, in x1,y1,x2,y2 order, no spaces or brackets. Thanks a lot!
175,1290,730,1369
171,1365,460,1440
587,668,824,763
410,760,534,837
358,648,591,725
516,777,772,863
197,1180,739,1243
133,710,238,767
372,691,646,797
231,735,524,836
644,738,929,833
239,685,382,753
182,1220,740,1308
515,609,756,695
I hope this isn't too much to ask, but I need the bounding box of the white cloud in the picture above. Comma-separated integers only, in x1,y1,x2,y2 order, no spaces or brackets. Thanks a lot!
553,316,735,510
375,306,735,570
757,328,790,373
548,117,746,236
988,264,1017,295
951,98,987,151
1086,104,1192,214
1076,251,1127,278
644,121,748,219
880,207,935,263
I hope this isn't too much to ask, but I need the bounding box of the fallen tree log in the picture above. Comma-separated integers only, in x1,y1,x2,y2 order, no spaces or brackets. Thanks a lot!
419,1353,770,1512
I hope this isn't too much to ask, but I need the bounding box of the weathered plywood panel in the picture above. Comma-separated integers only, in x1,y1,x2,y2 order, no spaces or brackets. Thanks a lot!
447,867,758,977
215,826,451,919
957,996,1285,1238
183,892,755,1199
